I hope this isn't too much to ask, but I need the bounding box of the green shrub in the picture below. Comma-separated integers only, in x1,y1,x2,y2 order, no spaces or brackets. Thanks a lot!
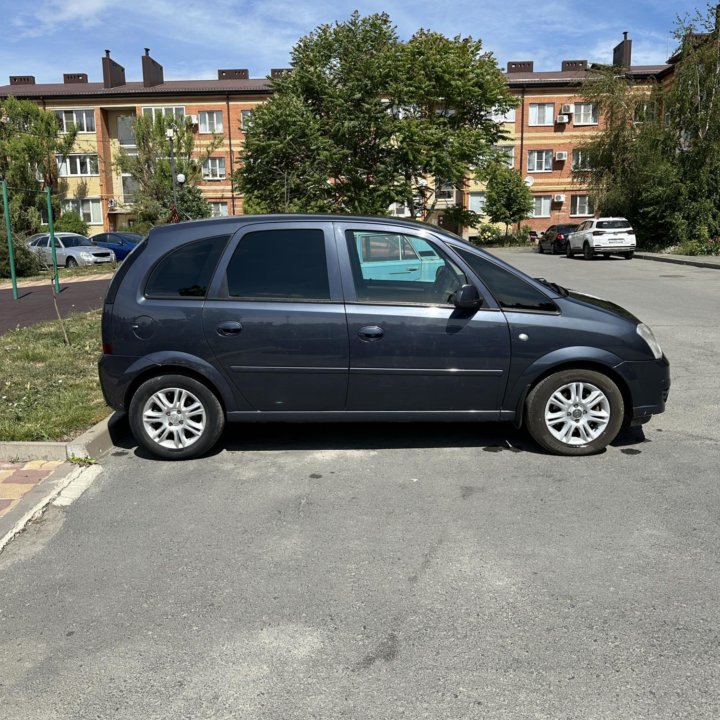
0,234,42,278
469,224,503,246
54,211,88,236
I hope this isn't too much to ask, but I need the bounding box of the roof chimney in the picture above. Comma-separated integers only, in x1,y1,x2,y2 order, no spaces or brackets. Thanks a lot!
270,68,290,79
9,76,36,85
63,73,88,84
506,61,534,74
102,50,126,88
612,32,632,68
561,60,588,72
218,68,249,80
142,48,164,87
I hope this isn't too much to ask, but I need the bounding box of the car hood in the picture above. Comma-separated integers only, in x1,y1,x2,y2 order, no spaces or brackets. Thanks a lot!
566,290,640,323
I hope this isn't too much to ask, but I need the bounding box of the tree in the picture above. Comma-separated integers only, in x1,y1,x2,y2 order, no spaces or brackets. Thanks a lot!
0,97,77,235
483,165,533,238
236,12,514,219
115,114,219,226
54,210,88,236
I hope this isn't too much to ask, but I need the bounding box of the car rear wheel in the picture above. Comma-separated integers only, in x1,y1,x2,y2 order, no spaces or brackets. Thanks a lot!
583,243,593,260
566,244,575,259
66,257,78,268
524,369,624,456
128,374,225,460
623,251,634,259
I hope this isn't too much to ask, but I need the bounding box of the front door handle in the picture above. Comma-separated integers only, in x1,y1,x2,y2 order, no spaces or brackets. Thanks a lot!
358,325,385,341
216,321,243,337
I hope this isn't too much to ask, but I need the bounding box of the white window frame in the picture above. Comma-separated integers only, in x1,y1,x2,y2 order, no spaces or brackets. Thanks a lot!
527,149,554,173
57,154,99,177
241,110,253,131
436,182,455,201
530,195,552,218
142,106,185,121
54,109,96,133
490,107,516,124
529,103,555,126
468,192,486,215
494,145,515,168
199,110,224,134
572,148,591,171
210,202,229,217
61,198,102,224
202,156,226,180
570,195,594,217
574,102,598,126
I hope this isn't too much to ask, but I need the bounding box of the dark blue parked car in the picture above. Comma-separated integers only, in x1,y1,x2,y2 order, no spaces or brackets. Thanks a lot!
99,215,670,460
92,231,144,260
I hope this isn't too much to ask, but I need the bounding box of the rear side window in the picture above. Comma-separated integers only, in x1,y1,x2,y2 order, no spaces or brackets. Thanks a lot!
145,235,229,299
456,249,557,312
225,228,330,301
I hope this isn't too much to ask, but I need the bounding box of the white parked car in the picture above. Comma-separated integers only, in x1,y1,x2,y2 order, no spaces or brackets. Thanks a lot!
566,218,636,260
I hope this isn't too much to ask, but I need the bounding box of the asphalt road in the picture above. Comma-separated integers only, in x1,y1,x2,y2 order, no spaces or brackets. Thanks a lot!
0,277,111,335
1,251,718,719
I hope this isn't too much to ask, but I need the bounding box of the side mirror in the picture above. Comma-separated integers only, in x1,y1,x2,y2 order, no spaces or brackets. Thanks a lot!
452,284,482,311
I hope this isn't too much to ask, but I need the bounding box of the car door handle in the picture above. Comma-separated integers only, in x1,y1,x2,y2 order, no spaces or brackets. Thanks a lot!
358,325,384,341
216,321,243,336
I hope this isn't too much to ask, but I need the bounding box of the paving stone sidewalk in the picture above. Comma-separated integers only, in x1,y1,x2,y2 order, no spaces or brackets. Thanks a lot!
0,460,63,519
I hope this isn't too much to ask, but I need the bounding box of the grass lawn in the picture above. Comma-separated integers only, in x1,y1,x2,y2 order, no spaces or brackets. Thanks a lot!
0,264,115,288
0,310,109,442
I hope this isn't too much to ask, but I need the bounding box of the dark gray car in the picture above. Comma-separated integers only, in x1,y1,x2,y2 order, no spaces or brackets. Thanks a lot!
99,215,670,460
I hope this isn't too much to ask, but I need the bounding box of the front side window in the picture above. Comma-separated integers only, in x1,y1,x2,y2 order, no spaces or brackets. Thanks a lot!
574,102,598,125
529,103,555,126
61,198,102,224
456,249,557,313
142,106,185,121
530,196,551,217
202,157,226,180
527,150,553,172
145,235,229,299
54,109,96,133
225,228,330,301
57,154,99,176
200,111,224,134
570,195,594,216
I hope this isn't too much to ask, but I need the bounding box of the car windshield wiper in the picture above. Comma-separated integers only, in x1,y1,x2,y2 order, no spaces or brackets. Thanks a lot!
535,277,569,296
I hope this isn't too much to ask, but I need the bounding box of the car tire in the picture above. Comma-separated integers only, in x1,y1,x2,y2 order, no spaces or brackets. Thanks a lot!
566,244,575,259
538,243,545,254
551,242,558,255
583,243,593,260
524,369,624,456
128,374,225,460
623,251,634,260
66,257,78,268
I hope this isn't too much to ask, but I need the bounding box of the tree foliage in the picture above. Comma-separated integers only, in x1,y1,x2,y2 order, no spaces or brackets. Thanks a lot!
237,12,514,219
54,210,89,236
484,164,533,237
0,97,77,236
115,114,218,226
577,4,720,252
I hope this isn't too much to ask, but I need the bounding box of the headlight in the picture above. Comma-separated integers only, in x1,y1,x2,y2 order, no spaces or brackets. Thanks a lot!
79,252,94,261
636,323,663,360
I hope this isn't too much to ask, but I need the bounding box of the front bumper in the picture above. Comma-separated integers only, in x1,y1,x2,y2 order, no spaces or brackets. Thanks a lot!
615,355,670,423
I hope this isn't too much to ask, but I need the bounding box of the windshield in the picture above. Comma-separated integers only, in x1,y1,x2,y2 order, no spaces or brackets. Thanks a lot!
61,236,93,247
117,233,143,242
597,220,631,229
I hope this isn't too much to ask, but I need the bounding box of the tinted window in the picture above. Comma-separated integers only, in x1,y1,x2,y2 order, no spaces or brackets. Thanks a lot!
93,234,108,243
557,224,578,233
225,228,330,301
597,220,631,229
456,249,557,312
145,235,229,299
61,236,93,247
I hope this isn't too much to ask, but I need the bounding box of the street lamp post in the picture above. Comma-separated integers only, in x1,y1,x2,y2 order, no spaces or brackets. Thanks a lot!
166,128,177,207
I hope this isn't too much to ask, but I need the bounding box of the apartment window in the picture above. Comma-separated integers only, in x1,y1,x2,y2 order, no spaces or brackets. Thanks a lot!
241,110,253,131
468,192,486,215
529,103,555,126
530,195,551,218
436,182,455,201
57,154,99,176
117,115,136,146
491,107,516,124
574,102,598,125
634,101,656,125
570,195,594,216
527,150,553,172
494,145,515,168
54,109,96,133
142,106,185,121
200,111,224,134
210,202,229,217
202,157,226,180
572,148,591,171
61,198,102,224
121,175,139,203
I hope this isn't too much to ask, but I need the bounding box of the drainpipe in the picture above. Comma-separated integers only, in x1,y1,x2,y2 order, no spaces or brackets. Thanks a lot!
517,86,527,232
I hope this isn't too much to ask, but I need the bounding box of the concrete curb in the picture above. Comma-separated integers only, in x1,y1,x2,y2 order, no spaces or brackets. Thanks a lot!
634,253,720,270
0,412,128,462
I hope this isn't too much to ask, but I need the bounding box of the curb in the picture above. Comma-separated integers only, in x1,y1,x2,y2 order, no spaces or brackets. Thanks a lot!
634,253,720,270
0,412,128,462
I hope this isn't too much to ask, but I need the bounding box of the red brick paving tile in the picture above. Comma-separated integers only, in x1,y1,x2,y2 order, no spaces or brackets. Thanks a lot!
0,499,12,512
1,469,49,485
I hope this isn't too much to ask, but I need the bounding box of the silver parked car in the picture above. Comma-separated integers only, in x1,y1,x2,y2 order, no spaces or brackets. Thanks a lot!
26,232,116,267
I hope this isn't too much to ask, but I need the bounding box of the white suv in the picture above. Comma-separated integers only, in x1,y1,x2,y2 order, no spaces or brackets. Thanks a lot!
566,218,636,260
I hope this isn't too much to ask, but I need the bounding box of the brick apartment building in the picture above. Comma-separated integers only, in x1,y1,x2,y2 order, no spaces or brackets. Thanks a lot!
0,34,675,236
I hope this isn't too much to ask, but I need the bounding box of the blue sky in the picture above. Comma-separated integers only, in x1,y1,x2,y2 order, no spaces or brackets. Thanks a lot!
0,0,707,84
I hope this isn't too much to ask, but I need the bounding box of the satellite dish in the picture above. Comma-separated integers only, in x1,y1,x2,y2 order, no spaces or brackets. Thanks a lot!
524,175,534,187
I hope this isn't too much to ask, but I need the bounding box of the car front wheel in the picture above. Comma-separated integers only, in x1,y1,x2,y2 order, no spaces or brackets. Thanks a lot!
66,257,78,268
524,369,624,456
583,243,593,260
128,374,225,460
566,244,575,258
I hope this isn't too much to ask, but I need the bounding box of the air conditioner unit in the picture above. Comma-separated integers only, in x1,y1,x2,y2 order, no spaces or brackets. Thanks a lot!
561,104,574,114
555,151,568,161
107,198,117,209
189,114,199,125
556,114,569,124
553,193,566,203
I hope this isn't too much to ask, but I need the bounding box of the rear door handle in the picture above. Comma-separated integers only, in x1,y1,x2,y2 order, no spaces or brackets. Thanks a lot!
358,325,385,341
216,321,243,336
